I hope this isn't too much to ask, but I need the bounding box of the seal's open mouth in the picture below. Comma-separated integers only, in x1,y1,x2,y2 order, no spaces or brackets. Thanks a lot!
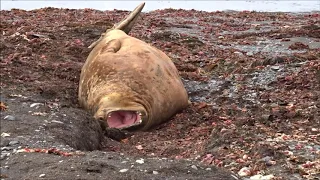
107,111,142,129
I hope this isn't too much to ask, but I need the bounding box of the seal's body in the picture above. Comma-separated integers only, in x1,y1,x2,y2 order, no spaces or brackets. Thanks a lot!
78,3,189,130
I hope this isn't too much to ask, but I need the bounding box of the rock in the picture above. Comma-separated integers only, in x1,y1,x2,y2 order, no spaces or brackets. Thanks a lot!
4,115,17,121
205,168,212,171
153,171,159,175
39,174,46,178
105,128,127,141
261,114,274,121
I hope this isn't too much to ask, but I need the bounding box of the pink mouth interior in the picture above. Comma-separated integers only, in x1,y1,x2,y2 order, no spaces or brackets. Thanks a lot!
107,111,139,128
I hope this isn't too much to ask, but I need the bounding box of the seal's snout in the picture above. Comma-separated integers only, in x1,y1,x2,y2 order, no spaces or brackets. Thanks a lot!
107,110,142,129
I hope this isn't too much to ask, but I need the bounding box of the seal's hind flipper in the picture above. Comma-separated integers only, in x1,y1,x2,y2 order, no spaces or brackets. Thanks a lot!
88,2,145,49
112,2,145,34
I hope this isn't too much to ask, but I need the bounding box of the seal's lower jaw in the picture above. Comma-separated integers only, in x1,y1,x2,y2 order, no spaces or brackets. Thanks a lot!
107,110,142,129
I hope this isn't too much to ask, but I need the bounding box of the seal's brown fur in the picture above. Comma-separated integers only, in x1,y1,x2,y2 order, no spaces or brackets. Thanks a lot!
78,2,189,130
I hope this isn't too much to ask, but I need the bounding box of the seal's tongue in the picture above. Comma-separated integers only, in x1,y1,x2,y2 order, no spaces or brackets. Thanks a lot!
107,111,139,128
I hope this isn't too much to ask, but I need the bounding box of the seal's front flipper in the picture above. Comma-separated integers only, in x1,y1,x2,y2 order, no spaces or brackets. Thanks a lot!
99,39,121,54
88,33,106,49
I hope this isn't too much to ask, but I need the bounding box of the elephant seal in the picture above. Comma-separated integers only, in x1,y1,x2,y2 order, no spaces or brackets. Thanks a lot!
78,2,189,131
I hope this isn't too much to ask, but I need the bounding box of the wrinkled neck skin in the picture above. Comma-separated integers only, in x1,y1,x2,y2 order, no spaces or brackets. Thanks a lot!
93,92,152,131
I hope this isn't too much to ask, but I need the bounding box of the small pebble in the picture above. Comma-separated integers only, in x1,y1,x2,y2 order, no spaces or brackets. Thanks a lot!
51,120,64,124
260,156,272,162
191,165,198,170
205,168,212,171
246,52,254,56
1,153,7,160
238,167,251,177
9,141,19,146
288,145,295,150
31,112,47,116
270,103,278,108
270,65,280,71
153,171,159,175
250,174,274,180
135,145,143,150
234,51,244,57
1,133,10,137
39,174,46,178
1,147,13,151
243,154,249,160
30,103,43,108
136,158,144,164
119,169,129,173
4,115,16,121
266,160,276,166
16,149,27,153
220,128,228,133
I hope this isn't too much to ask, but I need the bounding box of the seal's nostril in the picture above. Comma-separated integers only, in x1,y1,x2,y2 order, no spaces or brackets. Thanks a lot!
98,118,107,129
98,117,104,121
